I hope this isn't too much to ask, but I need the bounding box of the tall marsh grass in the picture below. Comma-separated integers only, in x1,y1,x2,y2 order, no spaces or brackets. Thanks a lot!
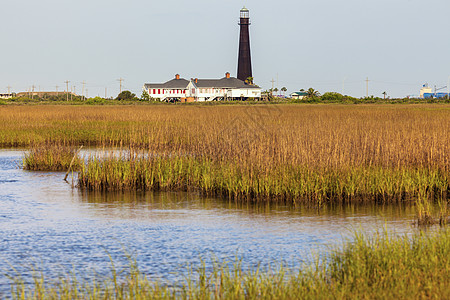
7,229,450,299
23,142,82,171
5,105,448,205
78,154,450,205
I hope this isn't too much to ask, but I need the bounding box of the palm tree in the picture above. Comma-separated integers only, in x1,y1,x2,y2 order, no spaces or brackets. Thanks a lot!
306,88,320,98
274,88,278,96
382,91,387,99
281,87,287,96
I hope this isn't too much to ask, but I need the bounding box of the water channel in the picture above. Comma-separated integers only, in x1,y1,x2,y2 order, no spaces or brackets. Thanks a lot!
0,150,420,293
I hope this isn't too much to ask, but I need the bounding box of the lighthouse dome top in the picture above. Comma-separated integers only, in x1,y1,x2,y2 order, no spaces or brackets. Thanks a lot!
240,6,249,18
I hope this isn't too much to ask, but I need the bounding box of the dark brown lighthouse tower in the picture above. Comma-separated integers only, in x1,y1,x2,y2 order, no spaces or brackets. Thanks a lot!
237,7,252,82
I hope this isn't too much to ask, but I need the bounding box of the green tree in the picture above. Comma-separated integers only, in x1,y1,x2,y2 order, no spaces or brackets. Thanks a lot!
245,77,254,85
141,90,150,101
382,91,387,99
116,90,136,101
306,88,320,98
274,88,278,96
281,87,287,96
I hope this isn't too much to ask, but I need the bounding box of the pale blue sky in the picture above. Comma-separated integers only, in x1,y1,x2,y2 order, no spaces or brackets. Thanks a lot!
1,0,449,98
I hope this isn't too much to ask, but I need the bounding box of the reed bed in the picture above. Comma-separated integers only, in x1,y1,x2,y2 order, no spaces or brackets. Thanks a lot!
78,154,450,204
7,229,450,299
23,142,82,171
3,104,450,205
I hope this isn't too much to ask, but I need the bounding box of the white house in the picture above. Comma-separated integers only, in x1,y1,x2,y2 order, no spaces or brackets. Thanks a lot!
290,91,308,100
143,73,261,102
0,93,14,99
143,74,189,101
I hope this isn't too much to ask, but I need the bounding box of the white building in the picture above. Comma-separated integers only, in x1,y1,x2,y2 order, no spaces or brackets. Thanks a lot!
144,73,261,102
290,91,307,100
0,93,14,99
419,84,432,99
143,74,189,101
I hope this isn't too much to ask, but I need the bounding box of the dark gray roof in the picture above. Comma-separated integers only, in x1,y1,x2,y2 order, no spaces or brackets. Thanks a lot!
144,78,189,90
194,77,260,89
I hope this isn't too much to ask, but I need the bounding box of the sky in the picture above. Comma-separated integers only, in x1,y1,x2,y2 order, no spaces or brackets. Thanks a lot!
1,0,450,98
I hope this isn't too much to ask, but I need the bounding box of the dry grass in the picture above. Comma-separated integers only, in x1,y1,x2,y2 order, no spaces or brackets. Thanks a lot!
0,105,449,170
23,142,82,171
2,104,450,206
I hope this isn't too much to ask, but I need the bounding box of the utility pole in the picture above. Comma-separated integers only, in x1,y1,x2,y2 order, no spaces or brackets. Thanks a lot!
365,77,369,98
72,86,76,101
105,87,107,99
118,78,124,94
7,86,11,94
81,81,86,100
86,88,88,99
64,80,70,101
31,85,36,100
270,78,275,95
56,85,59,92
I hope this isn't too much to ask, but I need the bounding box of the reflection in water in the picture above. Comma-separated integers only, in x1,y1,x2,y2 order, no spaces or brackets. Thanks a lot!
79,189,417,224
0,150,425,294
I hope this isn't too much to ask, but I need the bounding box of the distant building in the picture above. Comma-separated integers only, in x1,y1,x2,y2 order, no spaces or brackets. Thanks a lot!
144,73,261,102
290,91,307,100
420,83,449,99
15,91,72,98
144,74,189,101
423,92,449,99
0,93,14,99
419,84,432,99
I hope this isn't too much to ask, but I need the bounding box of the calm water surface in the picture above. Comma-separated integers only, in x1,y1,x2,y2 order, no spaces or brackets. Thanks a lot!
0,150,419,292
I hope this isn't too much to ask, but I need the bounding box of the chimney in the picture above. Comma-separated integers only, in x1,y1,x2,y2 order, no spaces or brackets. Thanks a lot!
175,74,180,80
225,72,231,79
195,78,198,83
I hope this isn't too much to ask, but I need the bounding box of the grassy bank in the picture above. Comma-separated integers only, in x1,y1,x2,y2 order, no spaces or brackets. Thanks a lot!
10,104,449,207
7,229,450,299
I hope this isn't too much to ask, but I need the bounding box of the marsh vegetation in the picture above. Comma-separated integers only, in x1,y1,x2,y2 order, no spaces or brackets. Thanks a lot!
8,229,450,299
1,104,450,298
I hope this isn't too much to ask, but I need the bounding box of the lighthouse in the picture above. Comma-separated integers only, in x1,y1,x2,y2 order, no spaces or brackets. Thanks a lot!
237,7,253,83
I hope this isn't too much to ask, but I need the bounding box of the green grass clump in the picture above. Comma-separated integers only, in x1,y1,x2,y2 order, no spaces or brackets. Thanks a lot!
7,229,450,299
78,154,450,205
23,143,82,171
